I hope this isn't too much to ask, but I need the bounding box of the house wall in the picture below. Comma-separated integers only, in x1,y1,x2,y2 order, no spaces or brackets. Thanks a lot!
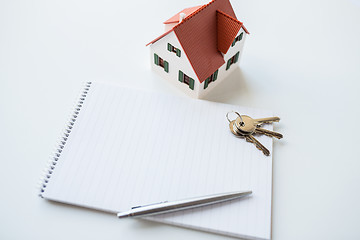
150,31,199,98
197,27,247,98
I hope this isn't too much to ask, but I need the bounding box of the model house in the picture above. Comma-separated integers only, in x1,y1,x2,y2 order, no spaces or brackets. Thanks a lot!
146,0,249,98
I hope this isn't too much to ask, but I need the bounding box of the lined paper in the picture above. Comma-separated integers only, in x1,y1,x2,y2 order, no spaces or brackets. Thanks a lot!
43,82,273,240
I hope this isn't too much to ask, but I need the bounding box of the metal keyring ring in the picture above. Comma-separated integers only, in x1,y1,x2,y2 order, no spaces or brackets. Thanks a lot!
226,111,244,126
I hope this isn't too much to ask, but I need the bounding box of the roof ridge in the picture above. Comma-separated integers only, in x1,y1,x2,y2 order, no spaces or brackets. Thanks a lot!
216,9,249,34
216,9,241,24
173,0,216,29
163,5,203,24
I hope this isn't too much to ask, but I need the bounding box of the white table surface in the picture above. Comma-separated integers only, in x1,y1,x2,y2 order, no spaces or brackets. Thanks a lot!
1,0,360,239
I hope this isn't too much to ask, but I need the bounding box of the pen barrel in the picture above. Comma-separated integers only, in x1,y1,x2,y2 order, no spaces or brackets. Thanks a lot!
117,191,252,218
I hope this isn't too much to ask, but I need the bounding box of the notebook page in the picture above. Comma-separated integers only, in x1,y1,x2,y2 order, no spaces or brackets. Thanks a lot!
43,82,272,240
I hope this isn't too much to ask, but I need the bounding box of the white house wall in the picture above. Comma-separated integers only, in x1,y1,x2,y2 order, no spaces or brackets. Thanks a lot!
150,31,199,98
197,28,247,99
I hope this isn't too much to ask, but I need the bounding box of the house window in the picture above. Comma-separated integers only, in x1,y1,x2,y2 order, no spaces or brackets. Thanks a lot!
226,52,240,70
168,43,181,57
154,53,169,72
178,70,194,90
204,70,219,89
231,32,244,47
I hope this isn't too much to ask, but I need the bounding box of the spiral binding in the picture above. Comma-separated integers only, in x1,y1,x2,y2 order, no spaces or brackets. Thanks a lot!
38,82,92,197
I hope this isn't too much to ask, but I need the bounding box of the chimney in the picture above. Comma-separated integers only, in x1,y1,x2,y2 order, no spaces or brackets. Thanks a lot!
179,13,186,22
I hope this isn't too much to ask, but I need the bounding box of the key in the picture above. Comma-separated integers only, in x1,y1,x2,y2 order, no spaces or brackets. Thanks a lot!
234,115,255,134
245,135,270,156
228,119,271,156
254,128,283,139
227,112,282,156
229,120,242,136
235,115,280,133
253,117,280,126
234,115,282,139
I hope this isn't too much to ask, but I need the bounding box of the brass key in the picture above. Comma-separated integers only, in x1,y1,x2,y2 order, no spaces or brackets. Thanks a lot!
228,119,271,156
253,117,280,126
227,112,282,156
235,115,280,133
254,128,283,139
235,115,283,139
245,135,270,156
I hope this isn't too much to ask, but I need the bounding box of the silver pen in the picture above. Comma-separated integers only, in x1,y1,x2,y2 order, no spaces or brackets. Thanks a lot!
117,191,252,218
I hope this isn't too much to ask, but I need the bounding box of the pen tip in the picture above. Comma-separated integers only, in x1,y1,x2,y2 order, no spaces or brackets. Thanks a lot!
239,190,252,196
117,212,129,218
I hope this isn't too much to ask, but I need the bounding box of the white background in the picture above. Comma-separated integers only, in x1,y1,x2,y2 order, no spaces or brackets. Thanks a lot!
1,0,360,239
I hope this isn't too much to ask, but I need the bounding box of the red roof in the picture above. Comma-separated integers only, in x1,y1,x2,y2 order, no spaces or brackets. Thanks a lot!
163,6,203,24
147,0,249,83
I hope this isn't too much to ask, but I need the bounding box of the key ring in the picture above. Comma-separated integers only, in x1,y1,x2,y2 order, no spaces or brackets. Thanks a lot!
226,111,244,126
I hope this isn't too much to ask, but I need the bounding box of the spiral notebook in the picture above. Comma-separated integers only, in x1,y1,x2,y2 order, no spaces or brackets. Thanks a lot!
39,82,273,240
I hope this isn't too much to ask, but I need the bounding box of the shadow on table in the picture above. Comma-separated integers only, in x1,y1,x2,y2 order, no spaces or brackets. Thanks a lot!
202,66,251,104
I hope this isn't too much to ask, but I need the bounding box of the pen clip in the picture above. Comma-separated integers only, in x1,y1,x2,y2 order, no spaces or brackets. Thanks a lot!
131,201,168,209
